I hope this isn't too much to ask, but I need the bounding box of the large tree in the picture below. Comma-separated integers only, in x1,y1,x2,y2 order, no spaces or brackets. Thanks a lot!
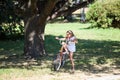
7,0,94,59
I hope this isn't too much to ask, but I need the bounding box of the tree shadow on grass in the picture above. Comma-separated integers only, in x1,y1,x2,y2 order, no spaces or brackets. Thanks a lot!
45,35,120,74
0,35,120,74
73,39,120,74
0,36,60,70
0,40,42,70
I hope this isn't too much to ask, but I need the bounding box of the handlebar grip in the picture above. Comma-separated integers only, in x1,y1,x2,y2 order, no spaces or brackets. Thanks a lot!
55,37,59,40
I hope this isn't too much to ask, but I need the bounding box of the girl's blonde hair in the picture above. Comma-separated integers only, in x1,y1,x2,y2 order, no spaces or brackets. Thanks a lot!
66,30,74,37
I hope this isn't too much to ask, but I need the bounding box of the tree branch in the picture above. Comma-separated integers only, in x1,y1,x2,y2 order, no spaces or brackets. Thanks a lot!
48,0,95,20
39,0,59,23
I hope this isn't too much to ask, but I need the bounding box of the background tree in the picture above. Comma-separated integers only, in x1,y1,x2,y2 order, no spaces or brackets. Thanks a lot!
0,0,23,40
0,0,94,59
86,0,120,28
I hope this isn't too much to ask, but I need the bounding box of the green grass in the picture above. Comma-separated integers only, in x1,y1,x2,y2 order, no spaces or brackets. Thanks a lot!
46,23,120,41
0,23,120,80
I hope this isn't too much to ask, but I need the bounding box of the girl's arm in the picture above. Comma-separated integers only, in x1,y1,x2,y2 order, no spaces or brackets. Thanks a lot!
74,38,78,43
55,37,66,40
70,37,78,43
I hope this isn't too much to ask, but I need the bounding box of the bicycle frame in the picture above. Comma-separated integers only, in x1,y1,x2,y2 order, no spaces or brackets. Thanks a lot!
53,40,68,71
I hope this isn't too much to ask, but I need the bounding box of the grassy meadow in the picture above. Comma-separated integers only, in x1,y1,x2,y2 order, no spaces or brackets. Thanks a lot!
0,23,120,80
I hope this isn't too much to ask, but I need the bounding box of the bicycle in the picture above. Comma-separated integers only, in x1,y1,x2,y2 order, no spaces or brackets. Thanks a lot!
52,39,69,71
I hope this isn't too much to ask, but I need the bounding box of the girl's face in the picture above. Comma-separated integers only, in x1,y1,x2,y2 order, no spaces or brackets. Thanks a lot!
66,32,71,38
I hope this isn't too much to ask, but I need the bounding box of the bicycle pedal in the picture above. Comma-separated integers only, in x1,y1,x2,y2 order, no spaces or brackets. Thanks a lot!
62,52,66,54
63,51,69,54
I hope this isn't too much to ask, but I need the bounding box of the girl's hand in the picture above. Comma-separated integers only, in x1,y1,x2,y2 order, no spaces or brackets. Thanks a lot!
55,37,59,40
70,39,78,43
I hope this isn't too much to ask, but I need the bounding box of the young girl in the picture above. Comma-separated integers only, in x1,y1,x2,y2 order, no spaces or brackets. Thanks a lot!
56,30,78,72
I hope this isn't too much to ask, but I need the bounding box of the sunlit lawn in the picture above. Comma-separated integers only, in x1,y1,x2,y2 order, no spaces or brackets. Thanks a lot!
0,23,120,80
46,23,120,41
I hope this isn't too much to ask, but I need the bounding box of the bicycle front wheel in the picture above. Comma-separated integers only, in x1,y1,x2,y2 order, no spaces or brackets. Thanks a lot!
53,54,61,71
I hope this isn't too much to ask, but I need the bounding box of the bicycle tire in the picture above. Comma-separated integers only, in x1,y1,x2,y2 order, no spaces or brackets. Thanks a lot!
53,54,61,71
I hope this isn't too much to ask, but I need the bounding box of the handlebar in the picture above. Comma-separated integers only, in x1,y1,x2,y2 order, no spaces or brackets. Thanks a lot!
55,37,66,45
59,39,66,45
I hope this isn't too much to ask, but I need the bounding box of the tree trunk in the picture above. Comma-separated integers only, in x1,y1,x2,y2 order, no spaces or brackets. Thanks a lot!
24,15,46,59
21,0,59,59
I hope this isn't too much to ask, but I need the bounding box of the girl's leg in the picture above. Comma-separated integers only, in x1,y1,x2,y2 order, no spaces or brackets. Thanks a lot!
62,43,68,52
69,52,75,72
60,46,64,62
60,44,68,61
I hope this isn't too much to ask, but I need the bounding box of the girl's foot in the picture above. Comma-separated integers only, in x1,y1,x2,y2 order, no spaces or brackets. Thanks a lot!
70,67,75,74
72,68,75,73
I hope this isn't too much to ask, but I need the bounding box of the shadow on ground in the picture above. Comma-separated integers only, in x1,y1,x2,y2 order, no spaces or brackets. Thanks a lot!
45,35,120,74
0,35,120,74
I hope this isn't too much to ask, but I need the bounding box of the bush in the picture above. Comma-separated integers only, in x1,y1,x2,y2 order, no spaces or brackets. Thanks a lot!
86,0,120,28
